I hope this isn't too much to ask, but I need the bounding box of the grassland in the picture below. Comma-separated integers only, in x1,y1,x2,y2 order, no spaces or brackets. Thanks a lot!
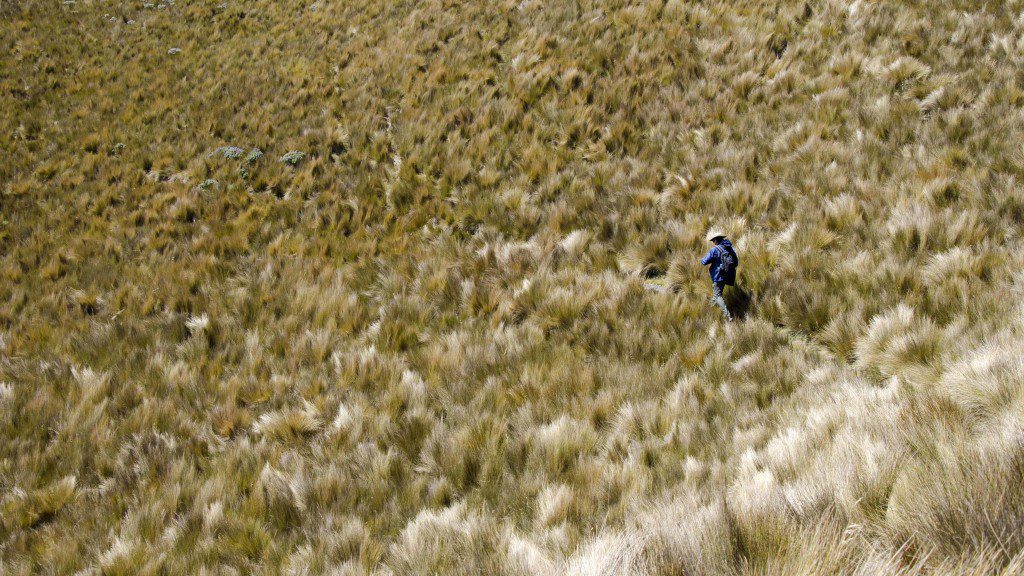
3,0,1024,573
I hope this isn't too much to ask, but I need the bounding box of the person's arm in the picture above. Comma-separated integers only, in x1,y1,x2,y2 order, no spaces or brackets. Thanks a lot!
700,248,715,266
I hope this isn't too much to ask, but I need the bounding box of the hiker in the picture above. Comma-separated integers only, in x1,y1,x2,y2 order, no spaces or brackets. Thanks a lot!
700,230,738,321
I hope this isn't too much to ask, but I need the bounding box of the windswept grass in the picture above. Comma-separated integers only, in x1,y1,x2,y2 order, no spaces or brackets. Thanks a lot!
3,0,1024,573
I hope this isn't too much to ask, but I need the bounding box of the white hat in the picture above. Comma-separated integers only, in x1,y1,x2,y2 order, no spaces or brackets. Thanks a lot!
705,229,726,242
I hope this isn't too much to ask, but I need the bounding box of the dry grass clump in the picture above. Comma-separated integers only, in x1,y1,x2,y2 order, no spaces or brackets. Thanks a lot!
4,0,1024,573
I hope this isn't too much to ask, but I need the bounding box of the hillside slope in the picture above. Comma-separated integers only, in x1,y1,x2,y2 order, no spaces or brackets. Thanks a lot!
3,0,1024,573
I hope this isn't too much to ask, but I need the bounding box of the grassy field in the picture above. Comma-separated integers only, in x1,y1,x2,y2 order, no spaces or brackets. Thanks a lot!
3,0,1024,573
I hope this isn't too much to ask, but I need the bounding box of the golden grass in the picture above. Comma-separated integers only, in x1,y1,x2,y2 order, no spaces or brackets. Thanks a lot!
3,0,1024,573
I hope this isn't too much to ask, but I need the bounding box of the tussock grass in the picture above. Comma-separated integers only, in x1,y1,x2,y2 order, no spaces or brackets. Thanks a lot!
4,0,1024,573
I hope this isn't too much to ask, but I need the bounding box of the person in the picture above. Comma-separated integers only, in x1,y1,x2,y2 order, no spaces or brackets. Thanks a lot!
700,230,738,321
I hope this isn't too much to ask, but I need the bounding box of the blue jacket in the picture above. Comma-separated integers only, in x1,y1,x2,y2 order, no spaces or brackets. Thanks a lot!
700,239,738,286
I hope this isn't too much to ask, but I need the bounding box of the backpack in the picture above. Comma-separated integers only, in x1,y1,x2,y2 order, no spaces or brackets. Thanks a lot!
715,245,737,273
